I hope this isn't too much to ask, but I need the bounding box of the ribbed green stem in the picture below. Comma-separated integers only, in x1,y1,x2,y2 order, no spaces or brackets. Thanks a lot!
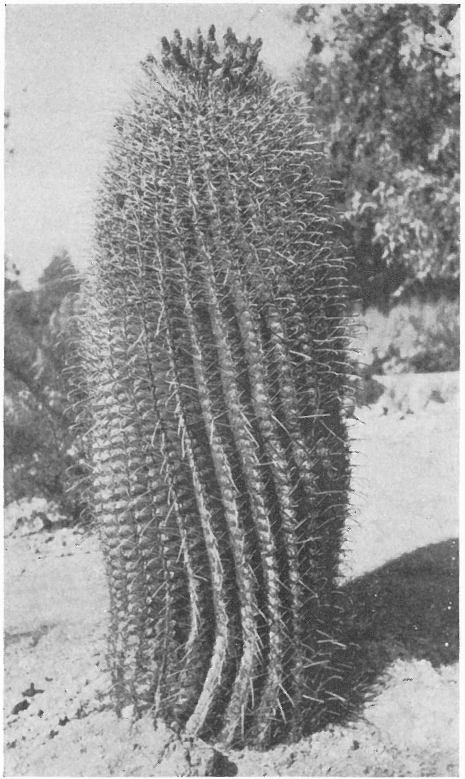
159,151,261,741
182,158,290,746
146,157,235,735
119,303,183,714
180,302,232,737
88,297,154,711
184,179,264,745
131,235,221,719
85,26,352,749
210,139,347,733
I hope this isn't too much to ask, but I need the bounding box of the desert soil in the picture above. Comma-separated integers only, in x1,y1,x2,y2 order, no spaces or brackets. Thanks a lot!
3,373,459,776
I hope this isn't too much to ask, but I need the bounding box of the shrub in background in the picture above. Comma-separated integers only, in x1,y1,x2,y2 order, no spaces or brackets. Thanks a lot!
296,4,459,307
83,27,352,748
4,252,88,522
356,297,460,377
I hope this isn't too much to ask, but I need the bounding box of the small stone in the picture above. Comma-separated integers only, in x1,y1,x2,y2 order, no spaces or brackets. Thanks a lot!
11,699,30,716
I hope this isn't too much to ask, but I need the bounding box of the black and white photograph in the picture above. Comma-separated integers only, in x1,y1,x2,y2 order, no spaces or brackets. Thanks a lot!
3,3,460,776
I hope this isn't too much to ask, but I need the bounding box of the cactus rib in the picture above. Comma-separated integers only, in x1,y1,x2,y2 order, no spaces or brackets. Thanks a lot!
165,161,262,742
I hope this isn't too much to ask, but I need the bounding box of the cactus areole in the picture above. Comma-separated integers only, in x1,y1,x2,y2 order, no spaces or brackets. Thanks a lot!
85,27,351,749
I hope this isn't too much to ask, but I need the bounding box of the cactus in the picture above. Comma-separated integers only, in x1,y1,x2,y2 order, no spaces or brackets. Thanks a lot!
83,26,352,749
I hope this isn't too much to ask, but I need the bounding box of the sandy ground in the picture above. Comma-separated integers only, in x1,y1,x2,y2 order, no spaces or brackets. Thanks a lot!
3,373,459,776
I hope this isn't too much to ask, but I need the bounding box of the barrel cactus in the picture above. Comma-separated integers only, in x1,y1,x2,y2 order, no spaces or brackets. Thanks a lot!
83,26,352,749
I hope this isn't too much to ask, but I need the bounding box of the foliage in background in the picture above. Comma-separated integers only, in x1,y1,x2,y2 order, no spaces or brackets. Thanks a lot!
4,252,88,521
296,4,459,306
356,297,460,376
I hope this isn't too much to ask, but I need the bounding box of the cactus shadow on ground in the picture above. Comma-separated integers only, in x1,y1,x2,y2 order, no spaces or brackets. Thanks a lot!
322,538,459,733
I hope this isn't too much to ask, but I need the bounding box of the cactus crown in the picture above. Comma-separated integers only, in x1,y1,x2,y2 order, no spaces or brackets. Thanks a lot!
141,25,264,90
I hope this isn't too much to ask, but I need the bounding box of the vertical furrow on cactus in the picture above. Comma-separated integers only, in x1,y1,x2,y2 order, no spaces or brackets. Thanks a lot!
184,296,256,739
259,304,311,735
88,272,170,710
91,384,137,711
263,305,316,491
157,272,236,737
304,261,350,616
223,281,302,745
183,231,263,746
177,307,233,737
106,166,212,717
83,309,125,700
160,308,222,687
142,156,213,677
217,106,320,365
89,402,129,709
138,145,236,735
165,164,262,742
179,121,281,732
173,402,232,739
181,123,292,744
179,462,229,739
157,238,236,729
198,299,271,747
266,244,350,723
184,206,292,743
116,296,187,714
280,301,319,425
196,141,308,741
107,294,183,712
283,232,350,722
94,177,190,710
260,300,335,736
132,274,216,722
213,120,348,731
217,296,269,669
122,159,214,709
87,294,153,710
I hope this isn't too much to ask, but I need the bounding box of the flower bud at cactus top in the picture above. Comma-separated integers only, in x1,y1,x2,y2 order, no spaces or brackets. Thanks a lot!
85,25,351,750
154,25,264,89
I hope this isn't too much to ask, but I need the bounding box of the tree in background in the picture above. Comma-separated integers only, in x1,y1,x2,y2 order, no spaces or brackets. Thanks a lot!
295,4,459,307
4,251,88,521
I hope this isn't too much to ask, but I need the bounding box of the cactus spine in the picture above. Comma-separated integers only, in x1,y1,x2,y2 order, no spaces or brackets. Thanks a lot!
84,27,351,748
